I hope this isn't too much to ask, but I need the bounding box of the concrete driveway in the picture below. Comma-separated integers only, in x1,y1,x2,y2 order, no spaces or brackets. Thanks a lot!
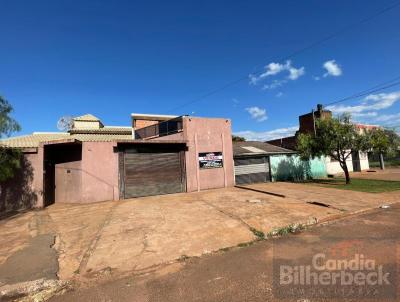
0,183,398,284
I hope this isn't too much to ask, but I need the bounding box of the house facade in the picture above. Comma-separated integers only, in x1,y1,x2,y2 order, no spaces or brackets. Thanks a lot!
267,105,371,175
233,141,327,184
0,114,234,212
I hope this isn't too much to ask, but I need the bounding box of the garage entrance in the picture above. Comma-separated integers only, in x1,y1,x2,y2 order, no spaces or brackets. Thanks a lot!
119,144,186,198
234,156,271,185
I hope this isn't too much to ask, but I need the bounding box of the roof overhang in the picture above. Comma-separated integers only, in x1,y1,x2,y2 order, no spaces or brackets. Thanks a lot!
234,151,296,157
116,139,187,145
131,113,179,121
39,139,82,147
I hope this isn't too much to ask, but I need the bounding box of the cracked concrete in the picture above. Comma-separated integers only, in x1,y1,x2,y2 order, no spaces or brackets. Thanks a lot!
0,182,398,283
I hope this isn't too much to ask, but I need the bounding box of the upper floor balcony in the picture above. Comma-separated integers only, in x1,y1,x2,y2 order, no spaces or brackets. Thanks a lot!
133,116,184,139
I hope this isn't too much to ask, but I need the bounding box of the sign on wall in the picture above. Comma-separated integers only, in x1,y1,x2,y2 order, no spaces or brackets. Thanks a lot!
199,152,223,169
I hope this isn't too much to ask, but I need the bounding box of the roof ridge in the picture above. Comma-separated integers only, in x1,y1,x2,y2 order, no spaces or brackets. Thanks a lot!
73,114,101,121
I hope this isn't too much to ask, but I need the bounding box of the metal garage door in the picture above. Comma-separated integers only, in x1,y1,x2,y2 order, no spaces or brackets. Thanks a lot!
234,156,270,185
122,151,185,198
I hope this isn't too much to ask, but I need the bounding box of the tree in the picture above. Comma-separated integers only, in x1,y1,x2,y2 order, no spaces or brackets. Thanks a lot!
232,135,246,142
297,114,370,184
368,128,400,169
0,96,21,181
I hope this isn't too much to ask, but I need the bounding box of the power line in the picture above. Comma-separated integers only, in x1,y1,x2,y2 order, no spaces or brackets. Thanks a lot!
167,1,400,113
324,75,400,106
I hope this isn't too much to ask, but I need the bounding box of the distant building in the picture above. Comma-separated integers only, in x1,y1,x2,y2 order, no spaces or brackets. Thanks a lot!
267,104,372,175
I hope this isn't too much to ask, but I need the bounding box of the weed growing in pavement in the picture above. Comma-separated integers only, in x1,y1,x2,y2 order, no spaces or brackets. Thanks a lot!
178,254,190,262
268,223,306,237
250,227,265,240
237,241,255,248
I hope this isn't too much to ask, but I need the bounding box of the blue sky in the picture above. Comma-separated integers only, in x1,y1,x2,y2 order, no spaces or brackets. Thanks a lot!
1,0,400,140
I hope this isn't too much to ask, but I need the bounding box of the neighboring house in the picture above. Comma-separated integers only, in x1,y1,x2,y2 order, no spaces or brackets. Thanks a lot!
0,113,234,212
267,105,372,175
233,141,327,184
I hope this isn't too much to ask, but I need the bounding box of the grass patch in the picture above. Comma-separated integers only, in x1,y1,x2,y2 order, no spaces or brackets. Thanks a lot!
305,178,400,193
250,227,265,240
268,223,306,237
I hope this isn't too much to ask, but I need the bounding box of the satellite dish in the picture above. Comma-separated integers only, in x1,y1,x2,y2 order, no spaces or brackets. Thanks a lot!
57,116,74,131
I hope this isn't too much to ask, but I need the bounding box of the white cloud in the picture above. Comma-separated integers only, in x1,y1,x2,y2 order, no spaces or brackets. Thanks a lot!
288,66,305,80
374,113,400,122
313,76,321,81
249,60,305,85
276,92,283,97
351,112,378,118
234,126,298,141
373,112,400,124
326,92,400,114
245,106,268,122
323,60,342,77
263,62,288,76
262,79,287,90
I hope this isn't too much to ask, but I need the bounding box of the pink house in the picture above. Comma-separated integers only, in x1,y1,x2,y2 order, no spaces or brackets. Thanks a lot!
0,113,234,212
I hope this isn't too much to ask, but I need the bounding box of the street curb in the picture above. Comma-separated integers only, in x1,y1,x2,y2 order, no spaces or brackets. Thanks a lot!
316,201,400,227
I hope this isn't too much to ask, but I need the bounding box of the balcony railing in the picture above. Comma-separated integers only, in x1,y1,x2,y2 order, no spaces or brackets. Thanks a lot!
134,116,183,139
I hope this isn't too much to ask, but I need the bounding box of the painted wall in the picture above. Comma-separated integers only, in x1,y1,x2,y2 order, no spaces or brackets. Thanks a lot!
325,156,354,175
28,149,44,208
80,142,119,203
183,117,234,192
325,151,369,175
150,131,184,141
359,151,370,171
74,120,101,129
270,154,327,181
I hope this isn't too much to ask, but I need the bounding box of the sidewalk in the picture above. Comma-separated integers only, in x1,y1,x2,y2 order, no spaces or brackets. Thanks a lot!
0,182,398,289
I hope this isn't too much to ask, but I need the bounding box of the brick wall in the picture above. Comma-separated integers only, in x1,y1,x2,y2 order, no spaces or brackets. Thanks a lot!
134,119,159,130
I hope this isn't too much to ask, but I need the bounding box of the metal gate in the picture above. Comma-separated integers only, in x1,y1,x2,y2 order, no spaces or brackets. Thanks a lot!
351,151,361,172
234,156,270,185
121,149,185,198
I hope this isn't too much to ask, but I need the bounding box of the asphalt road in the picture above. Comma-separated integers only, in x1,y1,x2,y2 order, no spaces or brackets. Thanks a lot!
51,203,400,302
